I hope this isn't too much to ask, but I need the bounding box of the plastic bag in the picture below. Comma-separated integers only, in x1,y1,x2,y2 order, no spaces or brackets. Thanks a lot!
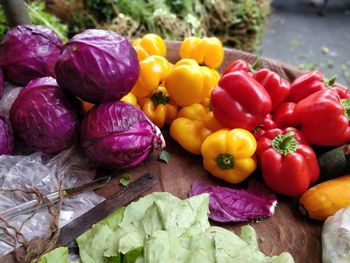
0,82,22,118
0,147,105,256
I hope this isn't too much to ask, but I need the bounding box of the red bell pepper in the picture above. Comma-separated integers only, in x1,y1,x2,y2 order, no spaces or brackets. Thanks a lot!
253,114,277,139
294,89,350,146
222,58,260,76
288,71,331,102
256,127,320,196
288,70,349,102
334,85,350,99
253,68,290,111
222,59,251,75
273,102,298,129
211,70,272,130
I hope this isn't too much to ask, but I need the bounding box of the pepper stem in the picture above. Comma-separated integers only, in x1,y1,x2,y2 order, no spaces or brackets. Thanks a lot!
253,124,264,134
250,57,261,72
216,153,234,170
151,91,169,106
271,131,298,155
341,99,350,120
324,76,337,87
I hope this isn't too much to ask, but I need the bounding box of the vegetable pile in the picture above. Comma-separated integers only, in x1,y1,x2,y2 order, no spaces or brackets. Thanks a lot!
0,25,163,169
1,23,349,262
118,32,350,226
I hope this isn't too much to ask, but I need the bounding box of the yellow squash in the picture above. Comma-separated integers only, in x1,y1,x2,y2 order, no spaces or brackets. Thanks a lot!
201,128,257,184
299,175,350,221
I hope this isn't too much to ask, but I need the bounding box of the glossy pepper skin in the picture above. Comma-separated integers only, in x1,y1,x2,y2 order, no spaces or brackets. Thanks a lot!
252,114,277,139
222,59,251,75
334,85,350,99
211,71,272,131
170,103,223,154
132,34,166,61
131,56,171,98
201,128,257,184
164,59,217,107
253,68,290,111
294,89,350,146
257,128,320,196
200,69,220,107
288,71,338,102
141,86,178,128
180,37,224,69
120,92,140,108
273,102,298,129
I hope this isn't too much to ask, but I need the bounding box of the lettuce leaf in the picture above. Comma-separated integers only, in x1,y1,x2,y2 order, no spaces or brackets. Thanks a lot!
76,207,125,263
35,247,68,263
74,192,292,263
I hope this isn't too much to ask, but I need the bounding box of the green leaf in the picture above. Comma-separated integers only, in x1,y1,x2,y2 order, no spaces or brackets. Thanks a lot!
26,2,68,42
76,192,294,263
0,2,67,41
76,208,125,263
122,247,144,263
158,150,171,163
341,99,350,120
120,173,132,187
34,247,68,263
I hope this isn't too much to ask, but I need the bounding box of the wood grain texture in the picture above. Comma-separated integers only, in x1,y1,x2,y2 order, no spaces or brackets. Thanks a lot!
97,44,323,263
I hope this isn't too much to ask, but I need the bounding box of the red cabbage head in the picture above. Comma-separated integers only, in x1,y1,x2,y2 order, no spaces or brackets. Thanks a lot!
55,29,139,103
81,101,165,169
10,77,81,155
0,25,63,86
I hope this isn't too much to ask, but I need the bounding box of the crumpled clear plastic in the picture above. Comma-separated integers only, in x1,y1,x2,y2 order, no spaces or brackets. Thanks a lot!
0,147,105,256
0,82,22,118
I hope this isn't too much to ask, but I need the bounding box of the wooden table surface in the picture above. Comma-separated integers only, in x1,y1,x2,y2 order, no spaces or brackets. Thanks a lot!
96,131,323,263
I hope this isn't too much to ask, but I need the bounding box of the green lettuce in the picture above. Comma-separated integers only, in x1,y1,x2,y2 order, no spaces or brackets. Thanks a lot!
35,247,68,263
41,192,294,263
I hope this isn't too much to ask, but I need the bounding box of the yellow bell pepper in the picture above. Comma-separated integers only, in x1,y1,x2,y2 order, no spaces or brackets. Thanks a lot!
201,128,257,184
200,97,211,109
131,56,172,98
180,37,224,69
200,68,220,107
132,34,166,61
120,92,140,108
170,103,223,154
164,59,217,107
141,86,178,128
